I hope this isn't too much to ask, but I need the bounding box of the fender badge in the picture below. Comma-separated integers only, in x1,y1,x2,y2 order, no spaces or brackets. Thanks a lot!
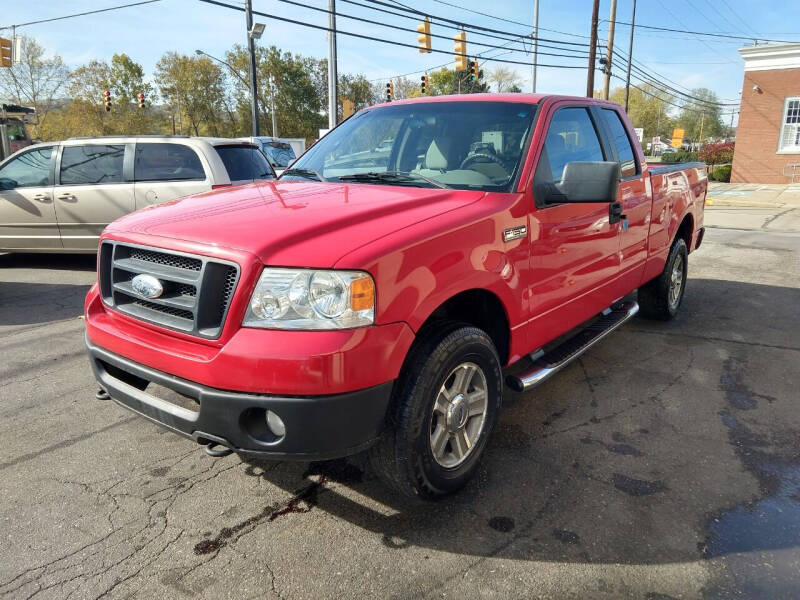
503,226,527,242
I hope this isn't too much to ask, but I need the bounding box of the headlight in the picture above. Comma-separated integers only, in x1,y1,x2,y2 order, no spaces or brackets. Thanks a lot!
243,268,375,330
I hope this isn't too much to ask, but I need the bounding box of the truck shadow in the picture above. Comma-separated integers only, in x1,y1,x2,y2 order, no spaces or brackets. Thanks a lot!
0,254,95,327
236,277,800,566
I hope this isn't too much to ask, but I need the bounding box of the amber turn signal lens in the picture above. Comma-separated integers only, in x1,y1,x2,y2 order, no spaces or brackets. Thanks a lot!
350,276,375,312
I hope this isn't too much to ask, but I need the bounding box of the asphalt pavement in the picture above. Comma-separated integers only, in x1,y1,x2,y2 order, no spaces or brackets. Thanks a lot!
1,184,798,599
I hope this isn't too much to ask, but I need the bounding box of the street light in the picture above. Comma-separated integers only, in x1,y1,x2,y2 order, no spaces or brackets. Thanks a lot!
249,23,265,39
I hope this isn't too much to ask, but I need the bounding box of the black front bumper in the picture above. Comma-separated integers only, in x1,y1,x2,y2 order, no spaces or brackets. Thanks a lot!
86,337,394,461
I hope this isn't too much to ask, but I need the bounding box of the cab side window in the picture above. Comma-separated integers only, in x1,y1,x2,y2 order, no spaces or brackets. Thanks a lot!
600,109,638,178
60,145,125,185
0,147,53,189
536,107,605,184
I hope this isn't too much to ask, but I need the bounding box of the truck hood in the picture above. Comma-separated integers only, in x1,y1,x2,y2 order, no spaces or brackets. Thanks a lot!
106,180,485,267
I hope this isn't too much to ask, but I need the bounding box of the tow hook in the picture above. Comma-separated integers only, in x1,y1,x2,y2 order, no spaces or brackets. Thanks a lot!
95,387,110,400
204,442,233,457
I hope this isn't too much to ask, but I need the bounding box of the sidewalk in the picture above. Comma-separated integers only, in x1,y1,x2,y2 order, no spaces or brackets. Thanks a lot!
704,183,800,233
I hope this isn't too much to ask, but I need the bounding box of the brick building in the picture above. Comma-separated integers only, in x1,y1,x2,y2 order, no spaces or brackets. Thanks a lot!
731,43,800,183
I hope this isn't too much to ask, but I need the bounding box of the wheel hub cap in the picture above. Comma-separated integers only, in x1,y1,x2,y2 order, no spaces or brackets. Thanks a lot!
429,362,489,468
446,393,469,432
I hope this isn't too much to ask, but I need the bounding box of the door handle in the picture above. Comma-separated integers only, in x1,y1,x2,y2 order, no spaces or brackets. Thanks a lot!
609,201,626,225
57,193,75,200
33,193,51,202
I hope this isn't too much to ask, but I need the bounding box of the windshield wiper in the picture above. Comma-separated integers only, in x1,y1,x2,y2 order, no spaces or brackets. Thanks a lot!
280,167,325,181
337,171,449,189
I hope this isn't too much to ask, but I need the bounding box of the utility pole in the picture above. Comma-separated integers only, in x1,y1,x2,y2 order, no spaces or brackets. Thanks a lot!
327,0,338,130
728,110,735,140
270,77,278,137
245,0,260,136
602,0,617,100
698,111,705,149
624,0,637,112
586,0,600,98
531,0,539,93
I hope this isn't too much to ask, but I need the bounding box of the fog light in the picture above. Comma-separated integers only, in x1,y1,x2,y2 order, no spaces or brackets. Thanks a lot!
266,410,285,437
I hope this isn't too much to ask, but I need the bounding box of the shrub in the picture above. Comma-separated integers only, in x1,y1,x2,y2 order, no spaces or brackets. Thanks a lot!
698,142,735,169
709,164,732,182
661,150,698,163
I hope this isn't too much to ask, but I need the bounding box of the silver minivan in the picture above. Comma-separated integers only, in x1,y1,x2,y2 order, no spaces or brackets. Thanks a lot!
0,136,275,253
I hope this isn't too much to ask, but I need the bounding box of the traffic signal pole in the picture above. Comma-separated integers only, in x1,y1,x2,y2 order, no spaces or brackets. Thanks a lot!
245,0,260,136
586,0,600,98
531,0,539,93
327,0,338,129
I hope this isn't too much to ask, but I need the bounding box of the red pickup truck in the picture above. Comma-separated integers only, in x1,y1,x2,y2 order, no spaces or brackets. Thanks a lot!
85,94,706,499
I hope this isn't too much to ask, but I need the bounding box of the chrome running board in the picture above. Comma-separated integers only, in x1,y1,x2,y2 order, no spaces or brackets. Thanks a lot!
505,301,639,393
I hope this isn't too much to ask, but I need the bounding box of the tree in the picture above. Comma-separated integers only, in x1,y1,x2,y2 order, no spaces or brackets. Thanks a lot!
488,67,522,93
110,54,154,105
677,88,724,142
0,36,70,137
610,83,676,141
154,52,232,136
427,67,489,96
698,142,734,170
391,76,419,100
227,45,324,141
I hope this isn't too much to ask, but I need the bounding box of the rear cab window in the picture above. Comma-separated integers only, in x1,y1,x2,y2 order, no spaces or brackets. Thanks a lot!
60,145,125,185
215,144,275,182
135,143,206,182
599,108,639,178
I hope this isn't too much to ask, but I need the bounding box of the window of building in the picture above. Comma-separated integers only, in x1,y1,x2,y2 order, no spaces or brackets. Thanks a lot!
779,97,800,153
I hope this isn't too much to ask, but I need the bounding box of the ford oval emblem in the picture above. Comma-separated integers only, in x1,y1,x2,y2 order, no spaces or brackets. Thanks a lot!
131,274,164,299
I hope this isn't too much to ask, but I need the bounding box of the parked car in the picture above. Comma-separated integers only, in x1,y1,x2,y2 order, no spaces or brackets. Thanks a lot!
0,136,275,253
84,95,706,499
240,136,304,175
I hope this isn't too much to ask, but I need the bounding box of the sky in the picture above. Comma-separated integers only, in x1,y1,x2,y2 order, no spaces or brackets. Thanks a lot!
3,0,800,124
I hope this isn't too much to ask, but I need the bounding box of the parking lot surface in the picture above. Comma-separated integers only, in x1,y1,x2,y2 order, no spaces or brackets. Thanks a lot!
1,184,799,599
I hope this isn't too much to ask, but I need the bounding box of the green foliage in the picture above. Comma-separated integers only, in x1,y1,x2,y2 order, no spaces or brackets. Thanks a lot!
661,150,698,163
708,164,732,182
677,88,724,142
427,67,489,96
609,83,675,141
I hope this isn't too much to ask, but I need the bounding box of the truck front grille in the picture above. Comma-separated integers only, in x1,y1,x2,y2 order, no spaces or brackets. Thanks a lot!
98,242,239,339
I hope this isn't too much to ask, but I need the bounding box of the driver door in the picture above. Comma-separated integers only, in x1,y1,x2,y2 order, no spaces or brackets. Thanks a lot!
0,145,61,251
527,104,621,350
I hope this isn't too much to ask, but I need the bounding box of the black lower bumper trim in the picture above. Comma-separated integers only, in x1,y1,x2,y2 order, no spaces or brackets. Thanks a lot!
86,336,394,461
695,226,705,249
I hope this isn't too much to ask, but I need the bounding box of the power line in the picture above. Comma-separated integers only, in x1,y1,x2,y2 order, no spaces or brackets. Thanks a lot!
426,0,533,32
0,0,163,30
607,18,800,44
281,0,589,58
197,0,589,69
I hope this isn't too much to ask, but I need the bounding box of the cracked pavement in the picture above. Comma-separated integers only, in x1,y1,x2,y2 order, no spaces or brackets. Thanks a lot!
1,184,798,599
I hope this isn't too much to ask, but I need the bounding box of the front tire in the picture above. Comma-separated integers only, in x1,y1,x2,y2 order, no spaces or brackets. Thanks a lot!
638,237,688,320
369,323,502,500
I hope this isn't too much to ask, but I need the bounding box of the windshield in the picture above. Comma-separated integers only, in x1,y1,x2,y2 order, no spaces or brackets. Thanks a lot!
284,101,536,192
262,142,296,167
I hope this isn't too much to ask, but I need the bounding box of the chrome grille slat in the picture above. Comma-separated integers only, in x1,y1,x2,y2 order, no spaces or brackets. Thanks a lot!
99,242,239,340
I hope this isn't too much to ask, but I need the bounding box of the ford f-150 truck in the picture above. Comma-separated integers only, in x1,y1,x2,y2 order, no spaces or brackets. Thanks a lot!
84,94,706,499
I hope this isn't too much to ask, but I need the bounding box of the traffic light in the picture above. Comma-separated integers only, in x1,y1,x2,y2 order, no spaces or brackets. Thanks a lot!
470,59,479,82
417,17,431,54
103,90,112,112
385,81,394,102
137,92,146,109
453,30,467,71
420,74,429,95
0,38,12,68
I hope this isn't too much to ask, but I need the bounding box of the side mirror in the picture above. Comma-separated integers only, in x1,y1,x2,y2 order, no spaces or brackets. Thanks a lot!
537,161,620,204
